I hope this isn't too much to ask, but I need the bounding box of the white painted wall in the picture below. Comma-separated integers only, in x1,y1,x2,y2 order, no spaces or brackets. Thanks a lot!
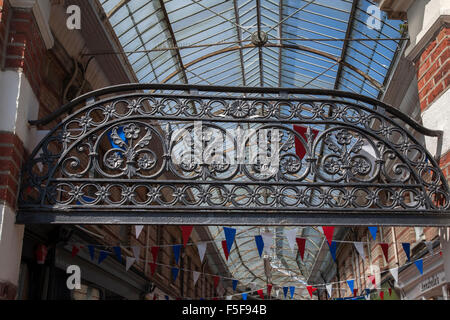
422,89,450,157
0,205,24,286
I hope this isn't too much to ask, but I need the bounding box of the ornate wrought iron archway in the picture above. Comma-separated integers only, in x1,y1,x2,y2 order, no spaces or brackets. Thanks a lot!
17,84,450,226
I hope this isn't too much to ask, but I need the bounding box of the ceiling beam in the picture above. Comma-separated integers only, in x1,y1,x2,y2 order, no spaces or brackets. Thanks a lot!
333,0,359,90
256,0,264,87
158,0,188,84
233,0,247,86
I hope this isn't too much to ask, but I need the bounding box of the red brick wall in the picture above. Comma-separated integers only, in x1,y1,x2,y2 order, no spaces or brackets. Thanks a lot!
0,131,24,209
416,26,450,111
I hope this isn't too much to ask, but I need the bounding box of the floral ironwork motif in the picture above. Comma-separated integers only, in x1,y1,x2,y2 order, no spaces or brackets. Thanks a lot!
18,86,450,224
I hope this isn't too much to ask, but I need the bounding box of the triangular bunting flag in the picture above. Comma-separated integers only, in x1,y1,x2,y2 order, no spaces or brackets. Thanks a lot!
296,238,306,261
267,284,273,298
368,227,378,241
402,243,411,261
380,291,384,300
172,268,179,281
390,267,399,283
113,246,122,262
149,262,157,275
347,279,354,293
284,228,298,253
328,241,338,262
242,293,248,300
380,243,389,262
221,240,230,261
131,246,140,261
353,289,358,297
88,245,95,261
389,288,392,296
261,232,273,253
289,286,295,299
414,259,424,274
283,287,288,299
197,242,207,262
224,227,237,253
255,235,264,258
151,246,159,262
354,242,366,260
193,271,200,285
213,276,220,289
173,245,182,264
181,226,194,248
322,227,335,246
368,275,376,287
232,279,238,291
98,251,109,264
71,245,80,258
126,257,136,271
306,286,317,299
257,289,264,300
425,241,434,255
326,284,332,297
135,225,144,239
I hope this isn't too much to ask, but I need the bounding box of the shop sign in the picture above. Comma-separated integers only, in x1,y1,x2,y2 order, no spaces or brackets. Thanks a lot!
419,272,446,293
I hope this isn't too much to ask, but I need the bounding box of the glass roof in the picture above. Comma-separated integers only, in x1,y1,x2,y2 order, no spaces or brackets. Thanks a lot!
98,0,405,299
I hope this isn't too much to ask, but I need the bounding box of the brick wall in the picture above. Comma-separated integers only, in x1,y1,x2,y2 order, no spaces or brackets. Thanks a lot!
0,131,24,209
416,26,450,112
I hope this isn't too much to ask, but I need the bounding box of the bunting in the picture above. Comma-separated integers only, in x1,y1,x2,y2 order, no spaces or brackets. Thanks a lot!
261,232,273,253
257,290,264,300
172,267,179,281
193,271,200,285
354,242,366,260
390,267,399,283
88,245,95,261
326,284,332,298
296,238,306,261
306,286,317,299
284,228,298,252
223,227,237,253
126,257,136,271
173,245,182,264
368,227,378,241
267,284,273,298
289,286,295,299
380,243,389,262
98,251,109,264
328,241,338,262
414,259,424,274
255,235,264,258
197,242,207,263
242,293,248,301
132,246,140,261
181,226,194,248
221,240,230,261
232,280,238,291
368,275,376,287
402,243,411,262
113,246,122,262
135,225,144,239
149,262,157,275
347,280,354,293
151,246,159,262
322,227,335,246
213,276,220,289
71,245,80,258
283,287,288,299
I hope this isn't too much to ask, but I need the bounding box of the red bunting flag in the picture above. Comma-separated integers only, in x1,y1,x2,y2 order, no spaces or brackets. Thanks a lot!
149,262,157,275
389,288,392,296
71,245,80,258
380,291,384,300
257,289,264,300
148,262,156,275
322,227,335,246
151,246,159,262
306,286,317,299
353,289,358,297
153,294,158,300
267,284,273,298
368,275,376,286
380,243,389,262
296,238,306,261
181,226,194,248
213,276,220,289
222,240,230,261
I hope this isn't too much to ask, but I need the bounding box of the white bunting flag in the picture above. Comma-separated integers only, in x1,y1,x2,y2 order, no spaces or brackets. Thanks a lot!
276,290,279,298
390,267,399,283
261,232,274,253
284,228,298,253
126,257,136,271
425,241,434,255
326,284,333,298
193,271,200,285
354,242,366,260
131,246,141,261
226,296,232,300
135,225,144,239
197,242,207,263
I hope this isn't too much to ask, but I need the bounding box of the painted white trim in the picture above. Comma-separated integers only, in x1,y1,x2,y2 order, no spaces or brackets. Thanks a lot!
9,0,54,49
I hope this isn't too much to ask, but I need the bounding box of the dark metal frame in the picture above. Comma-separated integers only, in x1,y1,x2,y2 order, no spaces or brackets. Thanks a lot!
17,84,450,226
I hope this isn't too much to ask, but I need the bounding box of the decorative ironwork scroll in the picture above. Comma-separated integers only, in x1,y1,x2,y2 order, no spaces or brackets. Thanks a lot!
17,84,450,225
